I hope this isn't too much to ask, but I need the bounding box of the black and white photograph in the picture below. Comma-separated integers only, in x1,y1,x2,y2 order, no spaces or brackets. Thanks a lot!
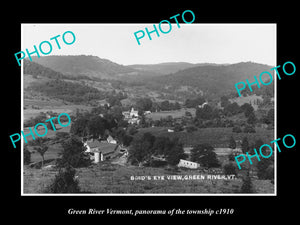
20,23,276,195
4,3,299,221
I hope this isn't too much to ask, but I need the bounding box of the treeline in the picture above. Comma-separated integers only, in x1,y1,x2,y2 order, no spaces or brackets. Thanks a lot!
128,132,187,167
136,98,181,112
28,79,106,104
135,96,206,113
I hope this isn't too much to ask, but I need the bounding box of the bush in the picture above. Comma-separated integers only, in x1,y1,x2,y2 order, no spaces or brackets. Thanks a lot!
186,125,198,133
45,166,80,193
243,125,256,133
223,163,237,176
232,126,242,133
24,146,31,165
149,159,167,167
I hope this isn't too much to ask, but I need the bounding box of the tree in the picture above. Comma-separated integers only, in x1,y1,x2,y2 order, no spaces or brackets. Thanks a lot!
191,144,220,168
35,145,48,168
165,139,187,166
241,103,254,117
249,138,264,155
223,163,237,176
58,136,91,168
228,136,236,149
174,102,181,110
128,132,155,166
24,146,31,165
87,115,108,138
45,165,80,193
160,100,170,111
247,112,257,125
33,138,49,168
232,126,242,133
240,171,255,193
196,104,214,120
70,115,89,137
224,102,240,116
262,108,274,125
152,136,170,155
220,96,230,108
136,98,153,111
257,158,274,180
241,137,249,153
185,97,205,108
243,125,256,133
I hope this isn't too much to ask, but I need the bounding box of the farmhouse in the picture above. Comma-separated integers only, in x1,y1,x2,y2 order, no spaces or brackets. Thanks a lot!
84,139,120,163
177,159,200,169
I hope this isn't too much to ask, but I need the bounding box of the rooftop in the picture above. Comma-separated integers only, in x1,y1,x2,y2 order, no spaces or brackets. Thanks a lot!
86,140,118,154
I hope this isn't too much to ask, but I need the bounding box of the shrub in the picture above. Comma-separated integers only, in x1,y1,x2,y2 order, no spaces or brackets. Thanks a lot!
24,146,31,165
232,126,242,133
45,166,80,193
223,163,237,176
243,125,256,133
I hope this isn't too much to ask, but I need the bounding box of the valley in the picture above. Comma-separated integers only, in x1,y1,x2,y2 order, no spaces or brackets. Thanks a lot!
22,55,275,194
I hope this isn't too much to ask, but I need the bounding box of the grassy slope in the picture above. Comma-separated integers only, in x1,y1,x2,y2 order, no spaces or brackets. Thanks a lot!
23,162,274,194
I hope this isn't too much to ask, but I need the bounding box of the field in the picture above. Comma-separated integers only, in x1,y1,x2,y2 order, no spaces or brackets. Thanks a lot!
138,127,274,147
146,108,196,120
23,162,274,194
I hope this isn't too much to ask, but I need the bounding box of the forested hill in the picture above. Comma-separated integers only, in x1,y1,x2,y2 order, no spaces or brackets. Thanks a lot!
30,55,137,79
128,62,226,75
23,59,65,79
149,62,274,97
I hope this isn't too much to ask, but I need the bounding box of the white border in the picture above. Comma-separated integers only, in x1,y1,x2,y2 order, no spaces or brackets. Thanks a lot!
21,23,277,196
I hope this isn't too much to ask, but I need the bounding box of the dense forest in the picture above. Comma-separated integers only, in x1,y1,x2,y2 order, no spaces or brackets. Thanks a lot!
28,79,105,104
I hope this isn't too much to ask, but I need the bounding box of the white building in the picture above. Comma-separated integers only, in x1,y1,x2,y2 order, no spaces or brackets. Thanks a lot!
129,108,139,117
177,159,200,169
107,135,117,144
122,108,140,124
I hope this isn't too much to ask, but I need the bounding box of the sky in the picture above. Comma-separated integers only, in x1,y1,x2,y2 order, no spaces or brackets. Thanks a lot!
22,23,276,66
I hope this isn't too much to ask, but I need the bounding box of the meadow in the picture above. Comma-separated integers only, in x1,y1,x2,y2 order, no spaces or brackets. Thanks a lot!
138,126,274,147
146,108,196,120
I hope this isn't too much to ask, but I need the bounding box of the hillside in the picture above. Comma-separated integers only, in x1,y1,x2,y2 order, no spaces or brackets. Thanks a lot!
149,62,274,98
24,59,65,79
128,62,226,75
30,55,138,79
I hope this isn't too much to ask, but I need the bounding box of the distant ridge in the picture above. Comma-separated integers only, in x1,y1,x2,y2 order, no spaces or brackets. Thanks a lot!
128,62,228,75
149,61,274,97
30,55,137,79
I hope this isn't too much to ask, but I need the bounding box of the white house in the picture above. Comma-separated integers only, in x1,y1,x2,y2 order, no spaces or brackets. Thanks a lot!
107,135,117,144
83,139,119,163
177,159,200,169
129,108,139,117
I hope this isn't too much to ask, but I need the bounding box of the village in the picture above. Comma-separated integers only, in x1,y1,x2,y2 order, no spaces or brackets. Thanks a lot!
22,88,275,194
76,105,244,170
